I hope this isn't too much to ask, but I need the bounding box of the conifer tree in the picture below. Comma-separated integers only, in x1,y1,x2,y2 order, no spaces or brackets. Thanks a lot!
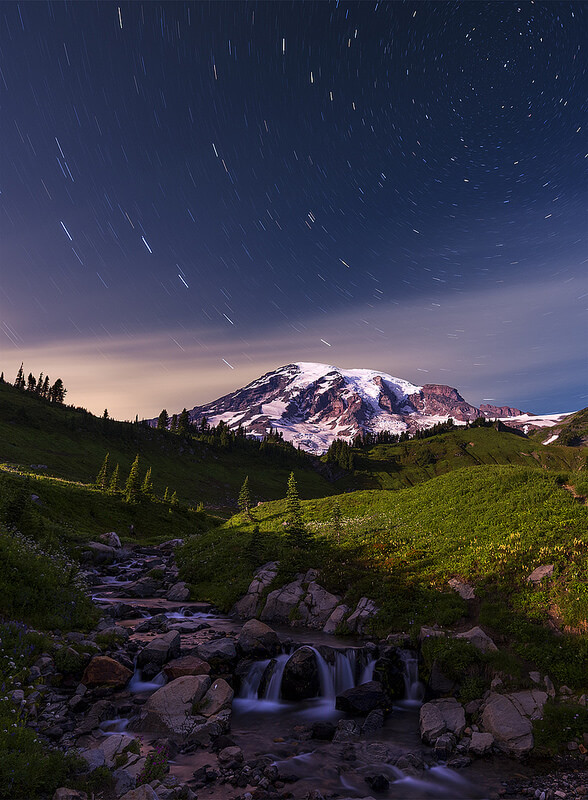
285,472,309,549
0,372,4,383
177,408,190,436
40,375,50,398
238,475,252,517
50,378,66,404
14,363,25,390
35,372,43,394
124,455,141,503
170,414,178,432
96,453,110,490
156,409,169,430
108,463,120,494
26,373,36,392
103,408,109,419
141,467,154,499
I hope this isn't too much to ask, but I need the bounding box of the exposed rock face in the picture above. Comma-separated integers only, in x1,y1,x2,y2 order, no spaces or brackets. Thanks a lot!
448,579,475,600
323,604,351,634
237,619,281,659
280,647,320,701
81,656,133,688
480,690,547,756
261,579,305,625
156,362,533,455
163,655,211,680
233,562,279,618
419,698,466,744
527,564,555,583
346,597,379,634
166,581,190,602
335,681,389,715
138,675,212,735
195,638,237,672
453,626,498,653
297,582,341,627
99,531,122,549
469,731,495,755
479,403,525,418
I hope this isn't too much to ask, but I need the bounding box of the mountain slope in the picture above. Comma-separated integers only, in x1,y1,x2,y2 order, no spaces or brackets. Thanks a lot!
184,362,565,454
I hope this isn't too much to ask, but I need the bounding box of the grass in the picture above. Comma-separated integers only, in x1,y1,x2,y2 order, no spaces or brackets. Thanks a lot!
178,465,588,687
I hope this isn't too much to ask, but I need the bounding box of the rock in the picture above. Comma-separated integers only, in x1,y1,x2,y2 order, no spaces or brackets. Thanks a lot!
119,787,160,800
139,675,211,735
365,774,390,791
469,731,494,755
81,656,133,688
232,561,279,619
218,745,243,766
311,721,337,740
480,691,547,756
196,679,234,717
100,734,139,768
260,579,305,625
112,768,135,796
527,564,554,583
123,577,162,598
298,582,341,628
362,708,385,735
52,791,88,800
529,671,541,684
448,579,475,600
429,661,459,694
333,719,361,743
336,681,389,715
163,655,211,680
195,638,237,672
237,619,281,658
137,631,181,668
83,541,115,565
166,582,190,602
453,626,498,654
100,531,122,548
96,624,130,643
158,538,184,552
322,603,350,635
281,646,320,701
419,698,466,744
346,597,379,634
419,625,446,641
78,747,105,772
434,732,456,759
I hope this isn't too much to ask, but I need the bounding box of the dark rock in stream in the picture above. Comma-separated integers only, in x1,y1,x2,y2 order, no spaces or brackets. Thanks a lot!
237,618,281,659
336,680,390,715
280,646,320,701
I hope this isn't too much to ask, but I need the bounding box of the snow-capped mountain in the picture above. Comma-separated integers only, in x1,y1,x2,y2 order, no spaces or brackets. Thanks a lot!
180,362,547,455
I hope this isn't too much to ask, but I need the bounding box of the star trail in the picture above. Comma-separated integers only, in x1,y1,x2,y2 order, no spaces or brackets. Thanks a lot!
0,1,586,419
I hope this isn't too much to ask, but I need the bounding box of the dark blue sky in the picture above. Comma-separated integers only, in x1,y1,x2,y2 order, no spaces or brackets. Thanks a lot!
1,1,586,419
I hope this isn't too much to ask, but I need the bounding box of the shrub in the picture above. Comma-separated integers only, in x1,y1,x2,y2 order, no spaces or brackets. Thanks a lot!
136,743,170,785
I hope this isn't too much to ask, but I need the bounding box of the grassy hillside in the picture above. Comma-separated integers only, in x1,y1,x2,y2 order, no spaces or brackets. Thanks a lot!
0,381,334,513
329,424,586,492
533,407,588,447
178,465,588,684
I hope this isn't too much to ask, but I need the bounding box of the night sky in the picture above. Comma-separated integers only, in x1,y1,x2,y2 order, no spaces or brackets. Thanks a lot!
1,1,586,420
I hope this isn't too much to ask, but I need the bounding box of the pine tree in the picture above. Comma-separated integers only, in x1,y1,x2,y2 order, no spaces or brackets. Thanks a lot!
50,378,66,404
96,453,110,490
177,408,190,436
238,475,252,517
108,463,120,494
26,373,36,392
14,363,25,390
40,375,50,398
156,409,169,430
0,372,4,383
285,472,309,549
103,408,109,419
124,455,141,503
141,467,154,499
331,498,343,545
170,414,178,432
35,372,43,394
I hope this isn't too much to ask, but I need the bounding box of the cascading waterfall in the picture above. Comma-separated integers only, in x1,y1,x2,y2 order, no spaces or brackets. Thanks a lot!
128,661,167,693
399,649,424,705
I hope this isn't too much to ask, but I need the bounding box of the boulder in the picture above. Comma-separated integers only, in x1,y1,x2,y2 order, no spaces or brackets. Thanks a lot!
281,646,320,701
453,626,498,654
196,679,234,716
469,731,494,756
335,681,389,715
527,564,554,584
322,603,350,635
136,631,181,668
361,708,385,735
100,531,122,549
298,582,341,628
448,579,475,600
233,561,279,619
81,656,133,688
52,791,88,800
83,541,115,565
163,655,211,680
123,577,163,598
158,538,184,552
166,582,190,602
100,734,139,768
120,788,160,800
346,597,379,634
260,579,305,625
419,698,466,744
480,691,547,756
237,619,281,658
139,675,211,735
195,638,237,672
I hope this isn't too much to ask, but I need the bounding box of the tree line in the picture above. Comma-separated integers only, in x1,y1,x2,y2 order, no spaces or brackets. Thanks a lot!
95,453,180,507
4,363,67,404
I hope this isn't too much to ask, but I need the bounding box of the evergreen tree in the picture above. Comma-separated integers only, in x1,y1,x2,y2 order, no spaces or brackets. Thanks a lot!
103,408,109,419
124,455,141,503
156,409,169,430
108,463,120,494
35,372,43,394
177,408,190,436
26,373,37,392
40,375,50,398
50,378,66,403
170,413,178,432
238,475,252,517
331,498,343,545
284,472,310,549
96,453,110,490
141,467,155,499
0,372,4,383
14,363,25,390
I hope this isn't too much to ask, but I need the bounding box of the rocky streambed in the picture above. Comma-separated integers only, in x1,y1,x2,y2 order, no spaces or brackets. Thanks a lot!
18,537,588,800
